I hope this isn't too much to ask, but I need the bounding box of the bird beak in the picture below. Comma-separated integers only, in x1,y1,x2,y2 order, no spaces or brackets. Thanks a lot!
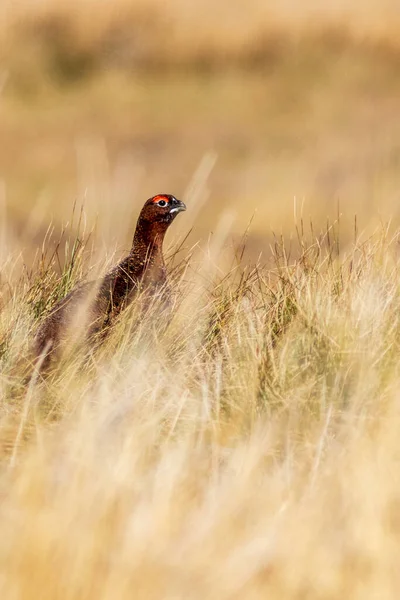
169,200,186,214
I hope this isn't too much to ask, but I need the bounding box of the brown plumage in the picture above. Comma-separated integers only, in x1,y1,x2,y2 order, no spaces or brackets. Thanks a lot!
34,194,186,370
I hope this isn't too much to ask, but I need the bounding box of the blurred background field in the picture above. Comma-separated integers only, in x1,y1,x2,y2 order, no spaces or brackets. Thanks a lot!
1,0,400,267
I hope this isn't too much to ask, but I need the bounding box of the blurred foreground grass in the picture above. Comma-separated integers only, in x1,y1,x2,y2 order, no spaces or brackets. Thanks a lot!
1,219,400,597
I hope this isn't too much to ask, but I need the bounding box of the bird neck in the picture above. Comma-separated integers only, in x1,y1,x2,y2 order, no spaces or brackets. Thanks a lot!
100,219,168,318
129,219,167,280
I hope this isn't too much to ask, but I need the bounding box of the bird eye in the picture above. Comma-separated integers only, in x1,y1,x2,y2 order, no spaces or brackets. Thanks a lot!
157,199,167,207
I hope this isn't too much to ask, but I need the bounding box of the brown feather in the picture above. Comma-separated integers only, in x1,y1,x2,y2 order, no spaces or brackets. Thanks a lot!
33,194,186,370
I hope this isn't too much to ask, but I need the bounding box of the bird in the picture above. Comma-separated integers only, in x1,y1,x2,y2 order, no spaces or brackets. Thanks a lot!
33,194,186,371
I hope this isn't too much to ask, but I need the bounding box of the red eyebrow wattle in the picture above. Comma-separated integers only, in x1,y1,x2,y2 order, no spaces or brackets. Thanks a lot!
153,195,169,203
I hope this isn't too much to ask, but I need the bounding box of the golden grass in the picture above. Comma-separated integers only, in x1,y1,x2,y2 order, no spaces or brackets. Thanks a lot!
1,3,400,596
1,219,400,598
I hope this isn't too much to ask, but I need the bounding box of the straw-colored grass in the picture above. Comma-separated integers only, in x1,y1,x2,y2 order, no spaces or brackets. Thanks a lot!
1,2,400,596
1,215,400,598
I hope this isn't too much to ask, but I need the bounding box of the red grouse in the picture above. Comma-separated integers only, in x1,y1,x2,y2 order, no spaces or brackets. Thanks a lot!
34,194,186,369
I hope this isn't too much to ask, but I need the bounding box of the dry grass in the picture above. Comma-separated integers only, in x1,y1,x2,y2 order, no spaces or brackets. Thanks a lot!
1,2,400,597
1,217,400,598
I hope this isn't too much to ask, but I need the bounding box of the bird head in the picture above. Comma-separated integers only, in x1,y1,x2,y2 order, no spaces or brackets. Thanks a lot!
140,194,186,226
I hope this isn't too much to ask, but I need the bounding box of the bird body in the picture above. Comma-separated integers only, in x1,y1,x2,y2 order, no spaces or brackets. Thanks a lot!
34,194,186,369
